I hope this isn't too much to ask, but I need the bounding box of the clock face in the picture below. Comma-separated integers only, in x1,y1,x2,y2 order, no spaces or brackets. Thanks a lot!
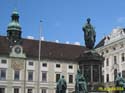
15,47,21,54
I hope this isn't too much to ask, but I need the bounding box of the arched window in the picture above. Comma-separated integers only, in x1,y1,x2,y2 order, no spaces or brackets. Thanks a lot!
114,69,117,81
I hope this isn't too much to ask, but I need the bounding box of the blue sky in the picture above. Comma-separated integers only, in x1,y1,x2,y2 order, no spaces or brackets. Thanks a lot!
1,0,125,46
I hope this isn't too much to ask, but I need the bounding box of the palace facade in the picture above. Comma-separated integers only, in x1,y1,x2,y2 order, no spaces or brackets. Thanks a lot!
96,27,125,86
0,10,88,93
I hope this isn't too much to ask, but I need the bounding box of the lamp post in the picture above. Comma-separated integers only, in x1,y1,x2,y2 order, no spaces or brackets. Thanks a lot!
37,20,42,93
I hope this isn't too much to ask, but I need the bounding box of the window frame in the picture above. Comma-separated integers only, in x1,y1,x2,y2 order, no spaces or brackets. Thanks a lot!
68,65,73,69
106,58,109,66
106,74,109,82
0,69,6,80
14,70,20,80
42,63,47,67
27,88,32,93
42,71,47,82
56,64,60,68
1,59,7,64
0,88,5,93
14,88,19,93
121,53,125,62
69,74,73,83
41,88,47,93
55,73,60,82
28,70,33,81
114,56,117,64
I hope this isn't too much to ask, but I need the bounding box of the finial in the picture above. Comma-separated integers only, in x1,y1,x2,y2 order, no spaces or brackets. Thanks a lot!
13,0,18,11
12,9,19,16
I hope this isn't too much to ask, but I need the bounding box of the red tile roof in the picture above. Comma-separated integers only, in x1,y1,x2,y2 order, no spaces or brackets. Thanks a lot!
0,36,87,61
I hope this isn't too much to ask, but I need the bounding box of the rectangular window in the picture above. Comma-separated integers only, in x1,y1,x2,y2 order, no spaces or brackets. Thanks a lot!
69,65,73,69
69,74,73,83
1,59,7,64
122,70,125,78
28,71,33,81
0,69,6,80
106,58,109,66
14,70,20,80
102,62,104,67
42,63,47,67
0,88,5,93
28,62,33,66
122,53,125,62
84,65,91,82
56,74,60,82
14,88,19,93
106,74,109,82
93,65,99,82
56,64,60,68
42,72,47,82
114,56,117,64
41,89,46,93
27,89,32,93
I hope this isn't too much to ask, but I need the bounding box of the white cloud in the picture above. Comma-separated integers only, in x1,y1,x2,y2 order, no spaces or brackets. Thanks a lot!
117,17,125,23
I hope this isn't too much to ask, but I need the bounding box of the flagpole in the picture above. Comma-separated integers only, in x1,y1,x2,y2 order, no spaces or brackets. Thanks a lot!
37,20,42,93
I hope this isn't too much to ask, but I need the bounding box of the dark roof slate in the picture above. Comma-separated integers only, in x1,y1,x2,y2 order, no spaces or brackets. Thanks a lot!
95,37,106,48
0,36,87,61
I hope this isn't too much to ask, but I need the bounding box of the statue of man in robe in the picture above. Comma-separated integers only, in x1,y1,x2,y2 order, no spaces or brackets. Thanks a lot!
82,18,96,49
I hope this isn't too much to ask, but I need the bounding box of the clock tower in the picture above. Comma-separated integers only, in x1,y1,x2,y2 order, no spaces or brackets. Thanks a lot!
7,10,22,48
7,10,26,58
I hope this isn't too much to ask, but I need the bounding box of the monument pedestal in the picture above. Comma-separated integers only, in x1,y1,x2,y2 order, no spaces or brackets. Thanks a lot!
78,49,104,91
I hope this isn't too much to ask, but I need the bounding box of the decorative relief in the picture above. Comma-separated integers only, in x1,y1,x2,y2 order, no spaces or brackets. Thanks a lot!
11,59,24,70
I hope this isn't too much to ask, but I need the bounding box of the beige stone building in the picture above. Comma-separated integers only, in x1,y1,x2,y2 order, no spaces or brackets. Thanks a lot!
0,10,87,93
96,27,125,86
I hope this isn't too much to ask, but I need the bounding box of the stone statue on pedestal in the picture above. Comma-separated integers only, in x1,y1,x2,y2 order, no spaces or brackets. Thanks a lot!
115,72,125,93
75,69,88,93
82,18,96,49
56,75,67,93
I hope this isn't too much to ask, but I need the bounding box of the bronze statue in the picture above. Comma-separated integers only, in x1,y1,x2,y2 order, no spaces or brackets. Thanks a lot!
56,75,67,93
75,69,88,93
115,72,125,93
82,18,96,49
